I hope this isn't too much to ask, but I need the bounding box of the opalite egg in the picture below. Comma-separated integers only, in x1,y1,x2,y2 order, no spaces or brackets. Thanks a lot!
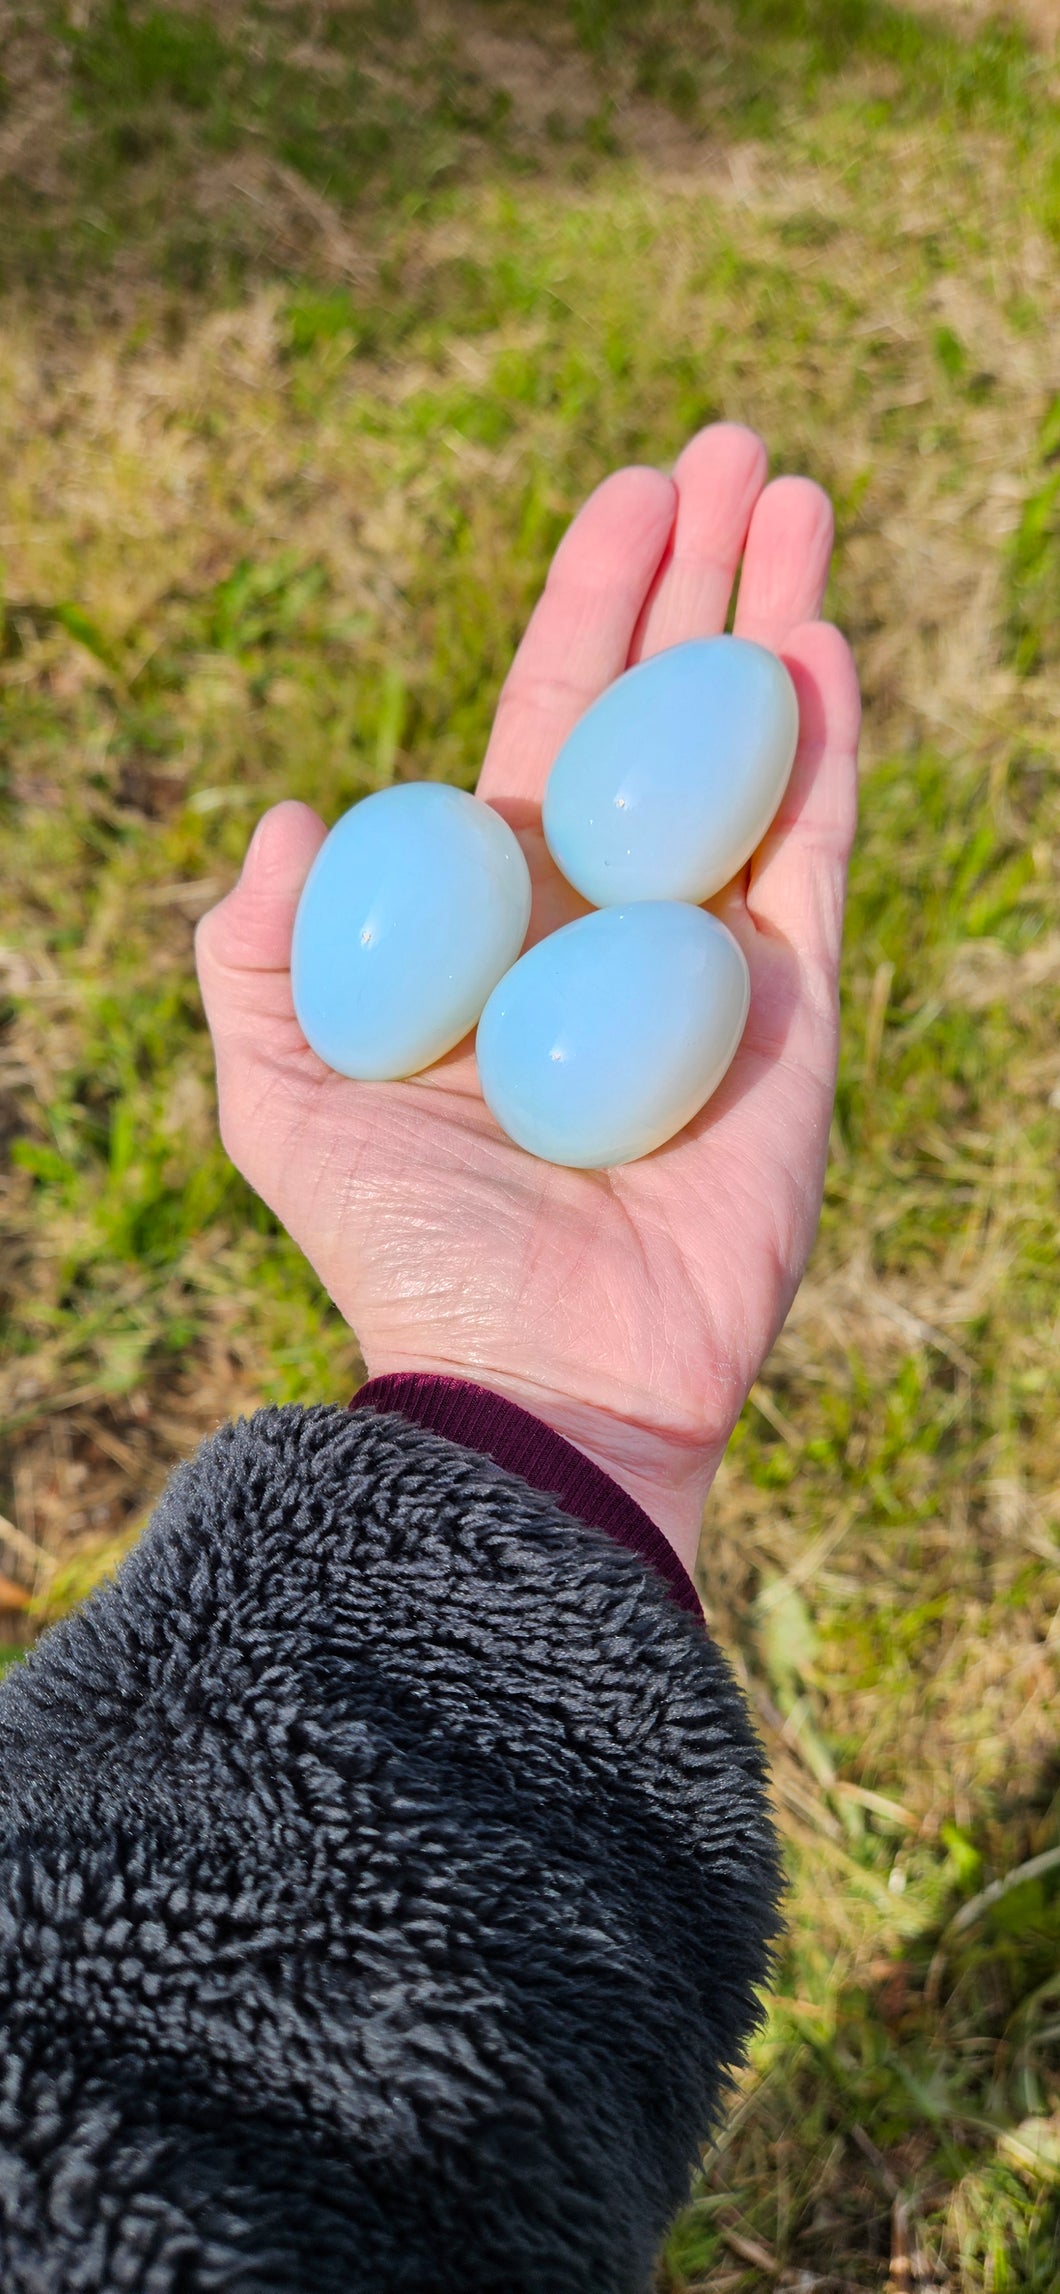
542,635,799,907
291,783,532,1080
475,901,750,1168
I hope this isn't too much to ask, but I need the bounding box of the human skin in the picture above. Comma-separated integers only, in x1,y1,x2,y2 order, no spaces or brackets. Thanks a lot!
196,423,861,1576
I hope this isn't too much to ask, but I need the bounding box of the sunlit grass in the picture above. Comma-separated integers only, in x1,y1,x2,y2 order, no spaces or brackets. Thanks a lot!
1,3,1059,2285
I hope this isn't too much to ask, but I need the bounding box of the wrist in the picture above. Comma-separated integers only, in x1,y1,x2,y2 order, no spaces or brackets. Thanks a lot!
358,1356,723,1575
471,1379,722,1574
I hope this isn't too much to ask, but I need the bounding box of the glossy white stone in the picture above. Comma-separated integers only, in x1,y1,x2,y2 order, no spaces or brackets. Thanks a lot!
542,635,799,906
291,783,532,1079
475,901,750,1168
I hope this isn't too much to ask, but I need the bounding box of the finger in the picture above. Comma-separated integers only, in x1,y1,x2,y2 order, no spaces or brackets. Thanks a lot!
733,475,834,650
746,621,861,978
476,464,676,807
195,800,326,1043
630,422,768,660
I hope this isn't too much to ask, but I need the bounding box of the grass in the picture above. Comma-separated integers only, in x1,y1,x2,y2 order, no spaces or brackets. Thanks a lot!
1,0,1060,2284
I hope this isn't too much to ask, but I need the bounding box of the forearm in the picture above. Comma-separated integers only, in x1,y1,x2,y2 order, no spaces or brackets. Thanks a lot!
0,1401,780,2291
351,1364,719,1589
424,1374,727,1569
357,1330,735,1571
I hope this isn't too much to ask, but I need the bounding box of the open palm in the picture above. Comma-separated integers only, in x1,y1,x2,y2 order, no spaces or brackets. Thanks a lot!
196,425,860,1569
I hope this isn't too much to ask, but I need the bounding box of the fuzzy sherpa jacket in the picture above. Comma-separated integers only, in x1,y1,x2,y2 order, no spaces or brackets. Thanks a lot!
0,1388,781,2292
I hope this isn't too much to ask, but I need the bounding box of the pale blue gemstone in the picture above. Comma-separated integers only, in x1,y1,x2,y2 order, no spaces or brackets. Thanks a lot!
476,902,750,1168
291,783,532,1079
542,635,799,906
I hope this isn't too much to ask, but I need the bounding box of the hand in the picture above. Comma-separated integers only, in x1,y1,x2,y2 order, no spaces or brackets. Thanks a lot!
196,424,860,1572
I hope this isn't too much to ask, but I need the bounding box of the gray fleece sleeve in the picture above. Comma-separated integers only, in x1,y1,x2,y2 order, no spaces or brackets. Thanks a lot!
0,1402,780,2293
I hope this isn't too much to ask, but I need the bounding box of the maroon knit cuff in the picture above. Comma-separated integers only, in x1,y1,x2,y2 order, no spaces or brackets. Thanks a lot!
349,1372,702,1623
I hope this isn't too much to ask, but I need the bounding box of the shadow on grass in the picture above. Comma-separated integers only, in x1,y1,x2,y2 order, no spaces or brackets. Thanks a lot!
0,0,1051,306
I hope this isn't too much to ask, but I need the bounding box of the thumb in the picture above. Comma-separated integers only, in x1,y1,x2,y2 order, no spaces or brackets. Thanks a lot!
197,800,326,972
195,799,327,1042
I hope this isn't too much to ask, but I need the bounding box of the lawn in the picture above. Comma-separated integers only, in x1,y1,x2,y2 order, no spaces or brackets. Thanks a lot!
1,1,1060,2285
